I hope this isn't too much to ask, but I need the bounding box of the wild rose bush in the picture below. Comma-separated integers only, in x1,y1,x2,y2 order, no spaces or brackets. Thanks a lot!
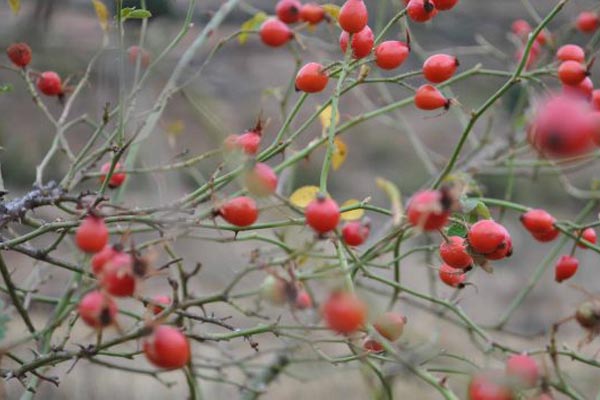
1,0,600,399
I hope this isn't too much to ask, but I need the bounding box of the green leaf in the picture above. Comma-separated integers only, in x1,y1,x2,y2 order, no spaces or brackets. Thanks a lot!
446,222,467,238
0,300,10,341
239,12,268,45
0,84,13,94
461,198,480,214
120,7,135,18
475,202,492,220
127,9,152,19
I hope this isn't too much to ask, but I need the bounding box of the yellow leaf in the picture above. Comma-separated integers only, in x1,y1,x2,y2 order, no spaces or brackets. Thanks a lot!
7,0,20,15
376,177,403,227
92,0,109,32
322,4,340,21
318,104,339,134
289,185,321,208
331,138,347,171
239,12,268,45
341,199,364,221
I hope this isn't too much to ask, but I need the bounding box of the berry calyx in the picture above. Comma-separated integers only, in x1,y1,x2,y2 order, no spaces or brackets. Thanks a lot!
506,354,539,388
406,189,451,231
373,312,407,341
556,44,585,63
322,291,367,334
439,236,473,270
362,337,384,352
260,18,294,47
305,195,341,234
468,220,512,259
37,71,63,96
143,325,191,369
78,291,117,329
423,54,459,83
342,220,370,246
338,0,368,34
244,162,278,197
100,253,136,297
339,25,374,59
6,43,32,68
300,3,326,25
407,0,438,23
414,84,451,110
76,215,109,254
219,196,259,227
150,295,172,315
295,62,329,93
439,263,466,288
100,162,127,189
374,41,410,70
555,255,579,283
577,11,599,34
275,0,301,24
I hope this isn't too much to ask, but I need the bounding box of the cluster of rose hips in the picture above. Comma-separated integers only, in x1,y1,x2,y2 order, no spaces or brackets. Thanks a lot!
74,214,189,369
521,208,597,283
5,42,150,99
259,0,327,47
469,353,550,400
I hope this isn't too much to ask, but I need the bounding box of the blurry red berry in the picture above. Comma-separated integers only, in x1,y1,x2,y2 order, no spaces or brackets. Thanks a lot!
339,25,374,59
322,291,367,334
37,71,63,96
558,61,588,86
100,253,136,297
295,290,313,309
338,0,368,33
423,54,458,83
219,196,259,227
511,19,531,38
556,44,585,63
563,76,594,100
295,62,329,93
305,195,340,234
592,90,600,110
555,255,579,283
91,244,120,275
527,94,594,157
144,325,190,369
76,215,109,254
127,46,150,68
150,295,172,315
276,0,301,24
577,11,599,33
100,162,127,189
78,291,117,329
244,162,278,197
520,209,556,234
414,84,451,110
259,275,288,305
374,312,406,341
439,236,473,269
225,130,262,155
407,0,438,23
435,0,458,11
300,3,326,24
374,41,410,70
531,228,560,243
468,220,512,257
406,190,451,230
260,18,294,47
506,354,539,388
6,43,32,68
577,227,597,249
439,263,466,288
468,373,514,400
342,220,370,246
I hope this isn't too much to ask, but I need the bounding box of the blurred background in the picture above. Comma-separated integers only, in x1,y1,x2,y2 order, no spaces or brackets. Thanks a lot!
1,0,600,398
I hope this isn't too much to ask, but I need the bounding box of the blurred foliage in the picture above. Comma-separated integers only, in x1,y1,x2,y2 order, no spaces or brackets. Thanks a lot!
116,0,171,18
